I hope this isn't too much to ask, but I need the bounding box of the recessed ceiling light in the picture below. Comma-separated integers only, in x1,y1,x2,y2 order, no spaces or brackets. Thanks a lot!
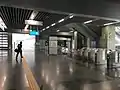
69,15,74,19
70,30,73,32
57,30,60,32
104,21,120,26
103,22,114,26
58,18,65,23
42,28,45,31
30,11,38,20
0,17,7,31
30,14,35,20
24,11,38,31
84,20,93,24
24,24,29,29
46,26,50,29
51,23,56,26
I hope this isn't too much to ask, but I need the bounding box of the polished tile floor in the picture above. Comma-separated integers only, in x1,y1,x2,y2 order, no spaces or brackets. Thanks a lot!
1,49,120,90
0,50,28,90
24,49,120,90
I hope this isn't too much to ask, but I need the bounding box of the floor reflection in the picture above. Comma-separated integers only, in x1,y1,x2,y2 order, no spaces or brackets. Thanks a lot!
27,50,115,90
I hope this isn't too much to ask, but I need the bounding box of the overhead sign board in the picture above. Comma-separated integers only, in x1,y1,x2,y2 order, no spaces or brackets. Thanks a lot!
25,20,43,26
29,30,39,36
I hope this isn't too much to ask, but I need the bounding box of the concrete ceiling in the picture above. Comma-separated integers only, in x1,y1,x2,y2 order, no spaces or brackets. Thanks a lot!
0,0,119,40
0,6,67,31
0,0,120,21
0,6,33,29
41,16,114,35
0,6,114,33
0,5,118,39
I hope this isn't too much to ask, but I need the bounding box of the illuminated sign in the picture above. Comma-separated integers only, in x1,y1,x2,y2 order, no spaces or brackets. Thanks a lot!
25,20,43,26
29,30,39,35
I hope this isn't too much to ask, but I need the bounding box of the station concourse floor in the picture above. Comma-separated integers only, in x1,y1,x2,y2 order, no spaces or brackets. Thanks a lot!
0,49,120,90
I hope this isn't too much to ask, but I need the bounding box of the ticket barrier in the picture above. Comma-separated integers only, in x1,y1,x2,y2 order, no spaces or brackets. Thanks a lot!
79,48,85,59
96,49,106,64
107,50,120,69
74,50,81,60
89,49,98,63
115,51,120,63
83,48,91,62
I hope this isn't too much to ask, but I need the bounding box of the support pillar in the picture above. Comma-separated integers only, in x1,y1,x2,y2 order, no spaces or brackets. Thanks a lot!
8,33,12,50
49,36,58,55
87,38,90,48
99,25,116,66
100,25,115,50
72,31,77,50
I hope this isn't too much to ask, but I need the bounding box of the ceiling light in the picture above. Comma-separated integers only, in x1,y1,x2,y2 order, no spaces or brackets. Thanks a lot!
57,30,60,32
103,22,114,26
103,21,120,26
30,11,38,20
30,13,35,20
25,20,43,26
70,30,73,32
42,28,45,31
0,18,2,22
69,15,74,19
24,11,38,30
24,25,29,29
51,23,56,26
46,26,50,29
58,18,65,23
84,20,93,24
0,17,7,31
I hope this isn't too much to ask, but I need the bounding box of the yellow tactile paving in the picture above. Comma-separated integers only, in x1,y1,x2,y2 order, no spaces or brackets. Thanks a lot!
22,57,40,90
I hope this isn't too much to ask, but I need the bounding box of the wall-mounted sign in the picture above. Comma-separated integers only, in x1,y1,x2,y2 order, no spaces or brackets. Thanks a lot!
25,20,43,26
29,30,39,36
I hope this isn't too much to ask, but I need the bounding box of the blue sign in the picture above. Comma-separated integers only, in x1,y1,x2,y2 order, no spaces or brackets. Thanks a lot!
29,30,39,35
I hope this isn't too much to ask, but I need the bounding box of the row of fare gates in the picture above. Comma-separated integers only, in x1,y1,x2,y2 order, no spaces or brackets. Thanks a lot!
74,48,120,69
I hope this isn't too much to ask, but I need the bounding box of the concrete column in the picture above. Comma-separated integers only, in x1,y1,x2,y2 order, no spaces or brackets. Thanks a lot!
8,33,12,50
66,41,70,53
35,35,39,42
49,36,58,55
73,31,77,50
39,39,46,50
72,38,74,50
87,38,90,48
107,26,115,50
100,25,115,50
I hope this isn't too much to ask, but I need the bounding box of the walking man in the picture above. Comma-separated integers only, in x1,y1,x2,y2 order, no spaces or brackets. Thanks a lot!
16,41,23,61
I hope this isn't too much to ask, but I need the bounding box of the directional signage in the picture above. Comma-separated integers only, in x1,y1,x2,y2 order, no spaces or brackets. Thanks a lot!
29,30,39,36
25,20,43,26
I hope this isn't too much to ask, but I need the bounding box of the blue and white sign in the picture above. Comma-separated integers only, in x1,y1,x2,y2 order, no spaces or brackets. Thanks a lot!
29,30,39,35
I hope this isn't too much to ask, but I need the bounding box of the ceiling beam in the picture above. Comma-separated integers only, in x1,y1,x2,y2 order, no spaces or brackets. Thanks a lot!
24,10,38,30
0,0,120,21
